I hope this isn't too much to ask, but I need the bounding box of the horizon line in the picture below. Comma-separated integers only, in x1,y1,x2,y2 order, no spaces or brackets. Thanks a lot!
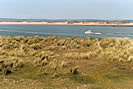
0,18,133,21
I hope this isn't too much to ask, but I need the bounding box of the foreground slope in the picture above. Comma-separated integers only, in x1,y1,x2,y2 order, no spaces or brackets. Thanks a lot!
0,36,133,89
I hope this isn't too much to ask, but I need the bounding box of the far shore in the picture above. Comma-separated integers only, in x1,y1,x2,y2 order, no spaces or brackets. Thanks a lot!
0,21,133,27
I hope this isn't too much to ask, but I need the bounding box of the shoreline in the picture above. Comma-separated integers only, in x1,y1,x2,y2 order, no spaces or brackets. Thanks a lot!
0,21,133,27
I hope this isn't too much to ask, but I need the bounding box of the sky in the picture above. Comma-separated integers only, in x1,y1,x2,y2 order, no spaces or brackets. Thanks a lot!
0,0,133,20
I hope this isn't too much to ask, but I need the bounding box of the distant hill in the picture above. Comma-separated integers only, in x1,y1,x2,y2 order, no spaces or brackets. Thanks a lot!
0,18,73,22
0,18,133,22
0,18,104,22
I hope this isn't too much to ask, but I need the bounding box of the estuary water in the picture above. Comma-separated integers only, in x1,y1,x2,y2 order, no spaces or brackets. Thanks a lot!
0,25,133,39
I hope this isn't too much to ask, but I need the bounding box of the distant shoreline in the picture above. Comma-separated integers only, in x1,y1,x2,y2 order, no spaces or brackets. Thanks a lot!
0,21,133,27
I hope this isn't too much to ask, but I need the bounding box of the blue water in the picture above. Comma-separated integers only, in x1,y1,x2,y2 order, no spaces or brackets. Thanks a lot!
0,25,133,39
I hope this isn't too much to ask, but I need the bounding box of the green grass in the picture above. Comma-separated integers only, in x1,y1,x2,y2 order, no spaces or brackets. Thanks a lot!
105,74,124,83
70,74,96,84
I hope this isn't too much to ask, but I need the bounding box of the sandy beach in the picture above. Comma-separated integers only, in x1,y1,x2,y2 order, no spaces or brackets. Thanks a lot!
0,21,133,26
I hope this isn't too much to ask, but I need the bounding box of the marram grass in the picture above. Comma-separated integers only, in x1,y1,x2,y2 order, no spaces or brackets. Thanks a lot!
0,36,133,89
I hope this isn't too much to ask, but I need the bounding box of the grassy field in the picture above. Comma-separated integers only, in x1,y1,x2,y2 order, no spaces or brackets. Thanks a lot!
0,36,133,89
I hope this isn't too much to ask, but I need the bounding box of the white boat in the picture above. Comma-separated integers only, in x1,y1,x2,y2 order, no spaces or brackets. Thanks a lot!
85,30,102,35
85,30,93,34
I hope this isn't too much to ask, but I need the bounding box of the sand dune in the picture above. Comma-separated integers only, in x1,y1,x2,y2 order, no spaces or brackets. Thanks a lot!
0,21,133,26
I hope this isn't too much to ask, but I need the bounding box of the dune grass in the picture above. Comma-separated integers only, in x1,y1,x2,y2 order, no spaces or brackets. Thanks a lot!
0,36,133,89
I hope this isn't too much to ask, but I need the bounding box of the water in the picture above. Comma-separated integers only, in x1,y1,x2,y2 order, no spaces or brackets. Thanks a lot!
0,25,133,39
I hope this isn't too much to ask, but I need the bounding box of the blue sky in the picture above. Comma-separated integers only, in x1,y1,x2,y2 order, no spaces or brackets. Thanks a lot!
0,0,133,19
